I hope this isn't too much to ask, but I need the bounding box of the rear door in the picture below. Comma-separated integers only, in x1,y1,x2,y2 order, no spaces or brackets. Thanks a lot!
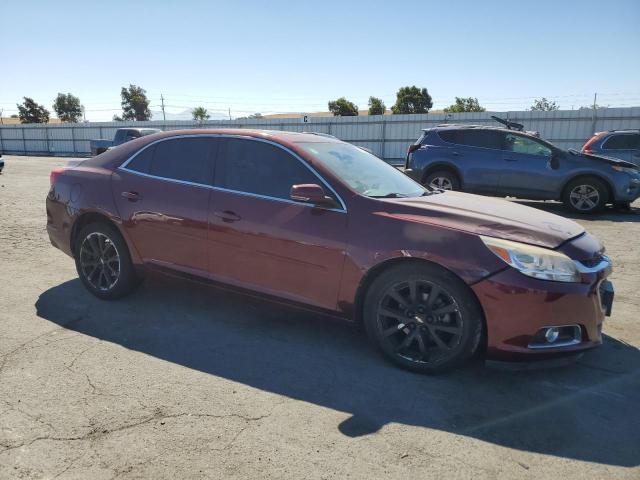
498,133,559,198
113,136,217,277
207,137,348,310
601,133,640,164
439,129,504,194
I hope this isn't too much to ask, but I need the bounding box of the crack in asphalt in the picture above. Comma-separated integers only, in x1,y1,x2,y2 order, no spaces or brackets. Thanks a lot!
0,406,280,456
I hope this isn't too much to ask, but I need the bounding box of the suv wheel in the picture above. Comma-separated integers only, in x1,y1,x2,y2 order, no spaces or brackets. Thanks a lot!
363,263,483,374
424,171,460,191
562,178,607,213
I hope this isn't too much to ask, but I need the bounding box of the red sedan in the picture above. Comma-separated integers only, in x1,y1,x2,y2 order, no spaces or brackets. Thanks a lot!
46,129,614,373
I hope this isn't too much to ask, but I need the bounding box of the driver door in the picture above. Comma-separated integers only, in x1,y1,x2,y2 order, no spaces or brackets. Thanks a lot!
499,133,563,198
207,137,348,310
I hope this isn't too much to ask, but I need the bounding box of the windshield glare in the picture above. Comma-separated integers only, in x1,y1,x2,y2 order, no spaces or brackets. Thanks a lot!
298,142,426,198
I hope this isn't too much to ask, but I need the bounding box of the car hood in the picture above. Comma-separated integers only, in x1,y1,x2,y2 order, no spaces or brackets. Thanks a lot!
384,191,584,249
569,148,638,168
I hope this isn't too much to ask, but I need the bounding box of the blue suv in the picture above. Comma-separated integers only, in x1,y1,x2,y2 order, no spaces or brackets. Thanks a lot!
405,124,640,213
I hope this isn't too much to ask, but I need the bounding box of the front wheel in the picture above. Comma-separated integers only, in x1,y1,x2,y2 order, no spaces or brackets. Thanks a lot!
562,178,607,213
74,222,140,300
363,263,483,374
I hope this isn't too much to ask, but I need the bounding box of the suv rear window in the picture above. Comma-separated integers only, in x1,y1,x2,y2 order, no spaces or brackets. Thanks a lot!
602,133,640,150
438,129,503,150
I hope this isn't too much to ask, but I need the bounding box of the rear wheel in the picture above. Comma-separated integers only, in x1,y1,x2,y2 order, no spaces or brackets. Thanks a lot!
363,263,483,374
423,170,460,191
74,222,140,300
562,178,607,213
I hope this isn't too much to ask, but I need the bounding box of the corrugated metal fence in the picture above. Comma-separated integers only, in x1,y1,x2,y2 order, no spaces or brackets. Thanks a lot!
1,107,639,164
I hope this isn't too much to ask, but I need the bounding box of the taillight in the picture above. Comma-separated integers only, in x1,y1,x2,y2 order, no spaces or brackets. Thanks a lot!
407,144,421,155
50,167,65,185
582,135,599,153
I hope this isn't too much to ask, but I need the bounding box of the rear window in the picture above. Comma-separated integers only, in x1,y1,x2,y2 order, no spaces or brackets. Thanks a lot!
438,129,503,150
602,133,640,150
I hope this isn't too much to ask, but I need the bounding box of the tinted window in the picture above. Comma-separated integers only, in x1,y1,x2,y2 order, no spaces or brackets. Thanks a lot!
438,129,503,149
216,139,319,200
504,133,552,157
126,144,155,173
603,134,640,150
149,137,214,184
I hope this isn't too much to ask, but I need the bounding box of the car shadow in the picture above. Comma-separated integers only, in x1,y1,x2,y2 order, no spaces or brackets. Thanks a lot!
36,275,640,467
512,199,640,223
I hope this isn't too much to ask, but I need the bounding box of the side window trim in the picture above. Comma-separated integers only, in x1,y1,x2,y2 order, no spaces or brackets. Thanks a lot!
118,134,347,212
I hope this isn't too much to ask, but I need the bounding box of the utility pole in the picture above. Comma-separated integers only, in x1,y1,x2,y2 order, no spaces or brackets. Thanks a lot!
160,94,166,122
228,107,231,121
82,105,86,122
0,108,3,125
591,92,598,135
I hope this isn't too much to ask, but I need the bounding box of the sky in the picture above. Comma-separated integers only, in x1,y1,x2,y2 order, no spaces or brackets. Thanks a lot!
1,0,639,121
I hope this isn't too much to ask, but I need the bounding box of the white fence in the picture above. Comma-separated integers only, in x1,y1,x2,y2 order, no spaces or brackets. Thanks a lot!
1,107,639,164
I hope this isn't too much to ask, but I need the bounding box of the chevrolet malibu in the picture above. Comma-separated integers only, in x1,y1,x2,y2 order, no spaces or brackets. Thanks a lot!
46,129,614,373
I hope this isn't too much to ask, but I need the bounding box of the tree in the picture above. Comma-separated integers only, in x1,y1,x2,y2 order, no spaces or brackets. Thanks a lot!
112,114,123,122
391,86,433,114
530,97,559,111
368,96,386,116
120,84,151,121
444,97,486,113
248,113,263,119
192,106,210,122
17,97,50,123
52,93,83,122
328,97,358,116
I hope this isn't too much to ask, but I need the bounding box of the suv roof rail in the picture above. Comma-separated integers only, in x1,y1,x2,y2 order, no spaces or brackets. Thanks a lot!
609,129,640,133
301,131,338,139
490,115,524,131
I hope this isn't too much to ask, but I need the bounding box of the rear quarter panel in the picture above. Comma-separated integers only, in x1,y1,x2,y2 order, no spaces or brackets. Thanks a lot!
47,166,140,263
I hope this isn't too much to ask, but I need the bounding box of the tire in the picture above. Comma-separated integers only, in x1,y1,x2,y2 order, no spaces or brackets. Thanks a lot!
423,170,460,191
562,177,608,213
363,263,483,374
74,222,140,300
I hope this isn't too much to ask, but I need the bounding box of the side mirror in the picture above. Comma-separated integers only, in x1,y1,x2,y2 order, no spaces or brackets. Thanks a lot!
290,184,339,209
549,154,560,170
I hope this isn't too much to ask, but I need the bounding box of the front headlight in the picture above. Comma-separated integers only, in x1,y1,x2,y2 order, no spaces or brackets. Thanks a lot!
481,236,580,282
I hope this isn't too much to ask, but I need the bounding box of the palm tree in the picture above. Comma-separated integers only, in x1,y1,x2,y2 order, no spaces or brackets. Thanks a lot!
192,106,210,123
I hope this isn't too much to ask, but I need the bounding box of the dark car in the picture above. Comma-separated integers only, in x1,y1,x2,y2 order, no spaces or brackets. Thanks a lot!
405,125,640,213
90,127,161,156
582,129,640,165
47,129,613,373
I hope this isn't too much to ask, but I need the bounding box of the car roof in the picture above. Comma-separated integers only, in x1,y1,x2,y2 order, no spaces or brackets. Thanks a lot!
141,128,343,147
599,129,640,135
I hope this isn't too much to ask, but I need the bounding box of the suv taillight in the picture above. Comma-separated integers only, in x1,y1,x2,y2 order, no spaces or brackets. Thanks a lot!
50,167,65,185
582,135,600,153
407,144,421,155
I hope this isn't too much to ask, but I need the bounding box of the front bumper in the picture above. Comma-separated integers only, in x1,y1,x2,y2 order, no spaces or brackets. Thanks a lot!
472,259,612,361
614,177,640,202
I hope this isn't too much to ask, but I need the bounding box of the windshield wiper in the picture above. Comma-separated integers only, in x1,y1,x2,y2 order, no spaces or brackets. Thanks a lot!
370,192,409,198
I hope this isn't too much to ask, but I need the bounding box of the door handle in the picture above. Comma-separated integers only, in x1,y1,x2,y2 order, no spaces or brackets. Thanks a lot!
121,191,142,201
213,210,241,223
504,158,517,162
451,151,462,156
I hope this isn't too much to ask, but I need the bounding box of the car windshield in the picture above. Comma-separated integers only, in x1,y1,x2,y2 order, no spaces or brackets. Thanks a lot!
298,142,427,198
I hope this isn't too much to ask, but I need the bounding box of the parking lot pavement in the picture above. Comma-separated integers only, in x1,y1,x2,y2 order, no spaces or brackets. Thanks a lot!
1,155,639,479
